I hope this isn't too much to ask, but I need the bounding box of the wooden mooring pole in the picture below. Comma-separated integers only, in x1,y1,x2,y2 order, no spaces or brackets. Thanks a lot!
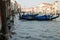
0,0,10,40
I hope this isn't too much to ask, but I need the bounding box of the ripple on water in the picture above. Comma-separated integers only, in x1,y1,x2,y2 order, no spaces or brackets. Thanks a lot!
40,35,54,38
10,15,60,40
18,35,42,40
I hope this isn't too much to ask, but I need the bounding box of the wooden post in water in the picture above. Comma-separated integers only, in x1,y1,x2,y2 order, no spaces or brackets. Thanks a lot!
11,10,14,24
0,0,10,40
19,6,21,20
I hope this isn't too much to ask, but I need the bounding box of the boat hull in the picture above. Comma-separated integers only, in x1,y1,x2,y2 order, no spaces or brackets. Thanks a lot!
20,14,59,21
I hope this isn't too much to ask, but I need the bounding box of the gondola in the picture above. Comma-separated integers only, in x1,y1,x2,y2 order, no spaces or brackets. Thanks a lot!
20,14,59,20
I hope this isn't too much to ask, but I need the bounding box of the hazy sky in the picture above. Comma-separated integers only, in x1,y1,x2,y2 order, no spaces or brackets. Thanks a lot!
16,0,57,8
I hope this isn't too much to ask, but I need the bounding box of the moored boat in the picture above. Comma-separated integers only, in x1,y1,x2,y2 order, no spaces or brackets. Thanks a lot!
20,14,59,20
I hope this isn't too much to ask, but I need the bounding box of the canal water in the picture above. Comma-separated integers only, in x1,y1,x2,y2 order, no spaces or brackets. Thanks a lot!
10,14,60,40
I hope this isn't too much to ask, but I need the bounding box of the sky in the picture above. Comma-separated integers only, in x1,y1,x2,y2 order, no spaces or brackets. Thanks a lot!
16,0,59,8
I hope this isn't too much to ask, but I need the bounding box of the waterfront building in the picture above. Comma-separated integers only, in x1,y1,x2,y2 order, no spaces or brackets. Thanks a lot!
20,0,60,15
